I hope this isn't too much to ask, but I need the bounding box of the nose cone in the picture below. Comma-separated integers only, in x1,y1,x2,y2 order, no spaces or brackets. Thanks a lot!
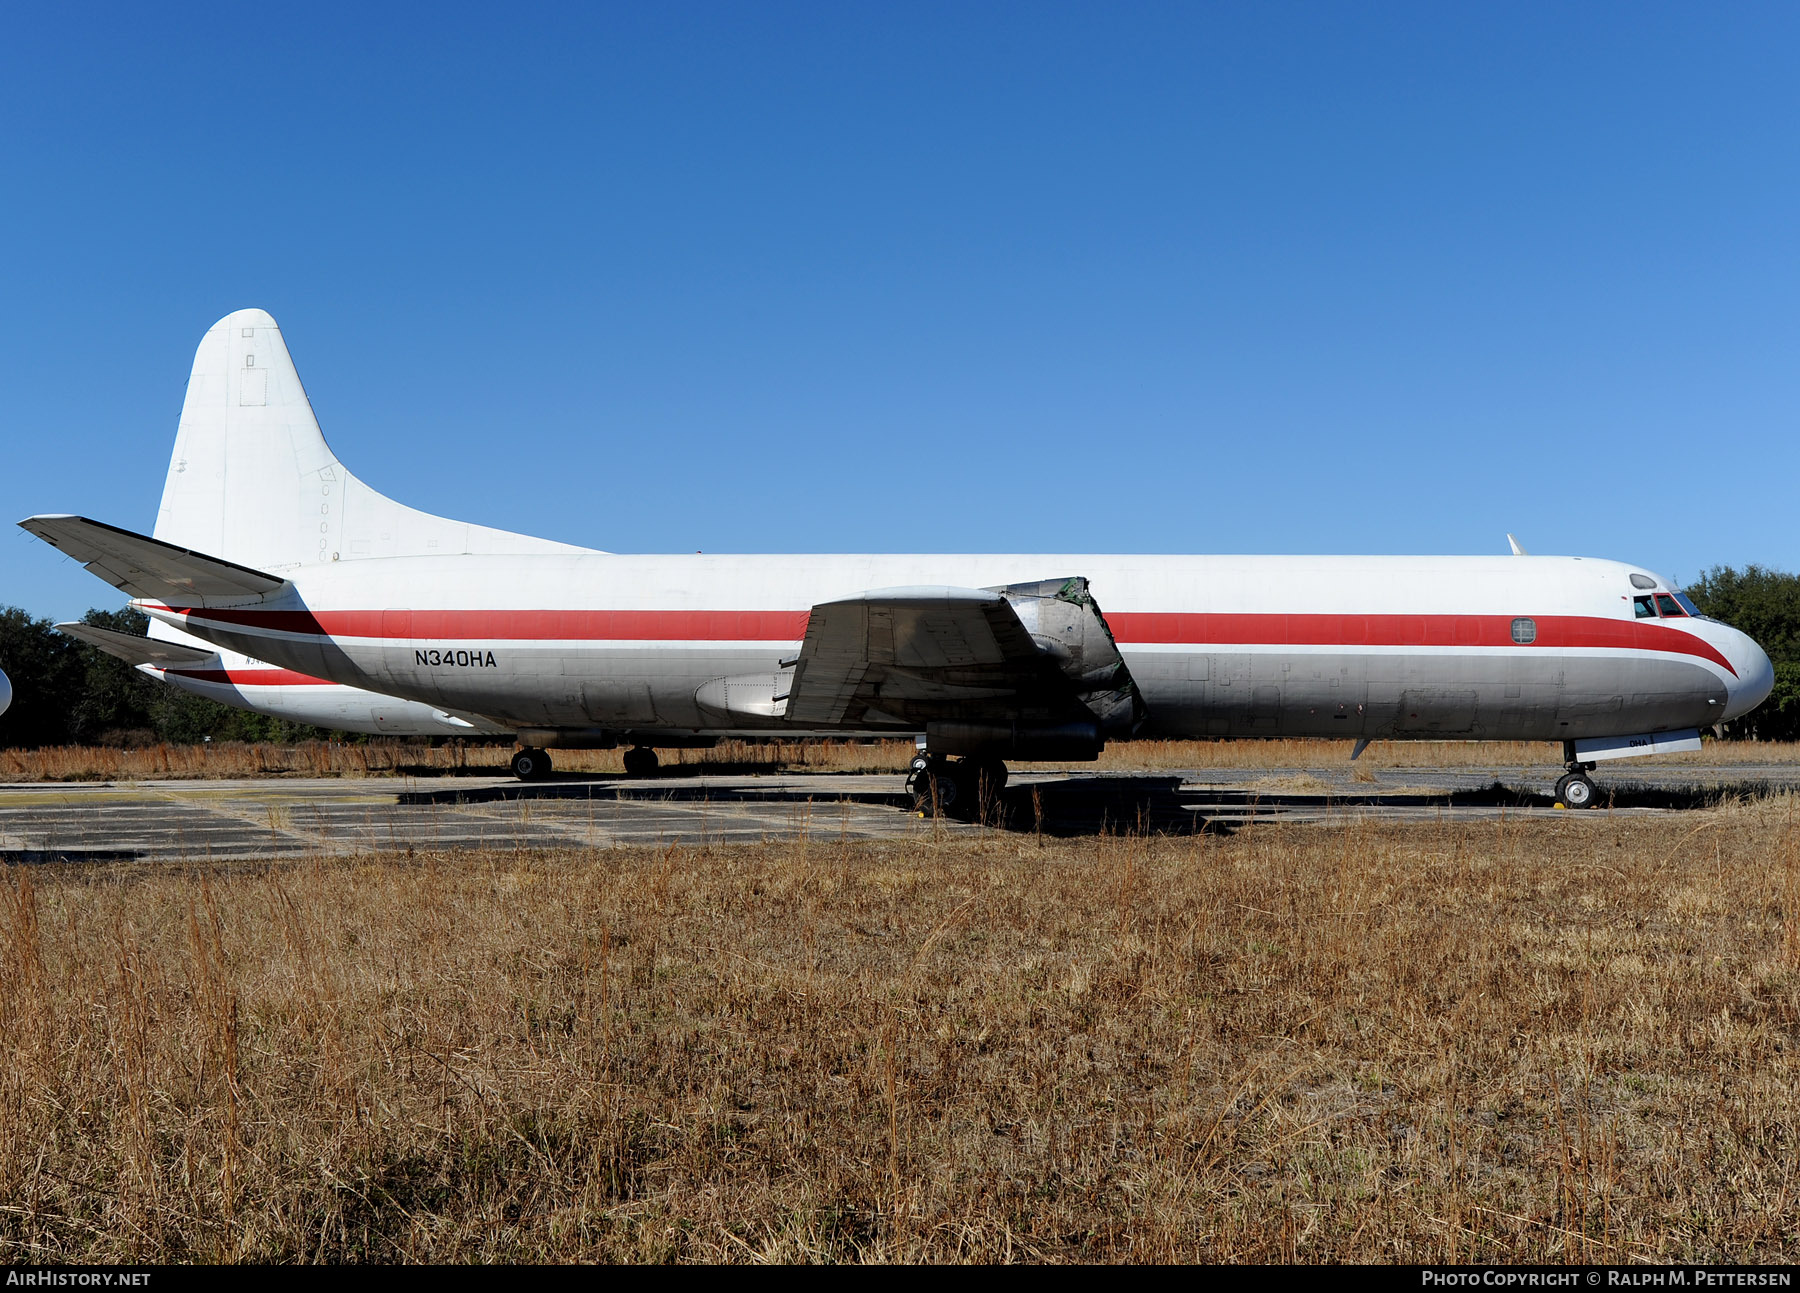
1721,628,1775,721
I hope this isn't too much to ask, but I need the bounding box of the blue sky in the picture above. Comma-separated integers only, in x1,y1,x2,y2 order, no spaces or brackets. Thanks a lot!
3,3,1797,620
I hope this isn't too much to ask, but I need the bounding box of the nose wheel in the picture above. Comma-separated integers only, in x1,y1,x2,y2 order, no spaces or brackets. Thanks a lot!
1555,771,1598,808
1555,743,1600,808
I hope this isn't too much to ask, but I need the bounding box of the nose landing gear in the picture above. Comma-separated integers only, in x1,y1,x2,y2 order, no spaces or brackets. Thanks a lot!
1555,742,1600,809
1555,770,1598,808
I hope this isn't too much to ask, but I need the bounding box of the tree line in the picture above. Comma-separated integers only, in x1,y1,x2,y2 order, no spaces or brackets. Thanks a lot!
0,607,333,747
1682,565,1800,740
2,564,1798,746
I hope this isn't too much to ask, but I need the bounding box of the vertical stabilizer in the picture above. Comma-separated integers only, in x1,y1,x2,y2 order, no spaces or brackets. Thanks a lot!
154,309,599,570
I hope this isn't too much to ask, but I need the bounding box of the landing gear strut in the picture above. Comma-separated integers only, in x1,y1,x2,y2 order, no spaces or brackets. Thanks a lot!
511,747,553,781
906,753,1008,818
1556,741,1599,809
622,746,660,778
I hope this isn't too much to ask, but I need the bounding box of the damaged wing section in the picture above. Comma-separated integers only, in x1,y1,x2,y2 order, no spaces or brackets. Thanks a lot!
19,515,286,601
1001,576,1144,736
783,577,1145,758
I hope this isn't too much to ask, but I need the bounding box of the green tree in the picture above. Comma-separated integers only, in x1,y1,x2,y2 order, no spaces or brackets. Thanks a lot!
0,607,81,746
0,602,341,748
1684,565,1800,740
68,607,161,740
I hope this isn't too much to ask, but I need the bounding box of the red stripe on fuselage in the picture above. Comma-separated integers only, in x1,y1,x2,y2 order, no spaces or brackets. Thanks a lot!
165,667,337,687
154,607,1737,676
1104,613,1737,675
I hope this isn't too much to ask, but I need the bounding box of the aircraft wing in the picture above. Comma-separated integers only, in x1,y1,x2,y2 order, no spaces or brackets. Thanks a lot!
19,515,285,600
783,578,1145,733
55,622,217,668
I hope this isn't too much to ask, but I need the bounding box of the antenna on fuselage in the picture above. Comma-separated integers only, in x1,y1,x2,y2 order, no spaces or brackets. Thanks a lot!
1507,534,1529,556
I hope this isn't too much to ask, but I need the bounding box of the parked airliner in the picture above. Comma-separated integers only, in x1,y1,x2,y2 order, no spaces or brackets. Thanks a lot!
20,309,1774,811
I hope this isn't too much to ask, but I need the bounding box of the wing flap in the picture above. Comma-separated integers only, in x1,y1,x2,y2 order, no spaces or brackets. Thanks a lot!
784,586,1066,726
19,514,286,600
55,622,217,668
784,579,1145,735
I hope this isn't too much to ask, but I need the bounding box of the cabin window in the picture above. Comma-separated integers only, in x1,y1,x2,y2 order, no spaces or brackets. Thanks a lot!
1655,594,1686,618
1511,617,1537,644
1633,596,1657,619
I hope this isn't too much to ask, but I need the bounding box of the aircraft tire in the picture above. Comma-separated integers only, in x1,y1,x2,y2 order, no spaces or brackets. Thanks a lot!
907,758,940,812
911,765,963,817
1560,772,1598,809
964,756,1008,804
511,747,552,781
622,746,660,778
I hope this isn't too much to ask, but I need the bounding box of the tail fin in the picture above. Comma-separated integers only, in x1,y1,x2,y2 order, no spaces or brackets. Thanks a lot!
154,308,600,570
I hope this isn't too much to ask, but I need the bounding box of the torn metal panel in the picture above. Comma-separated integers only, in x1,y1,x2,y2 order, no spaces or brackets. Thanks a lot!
986,576,1147,738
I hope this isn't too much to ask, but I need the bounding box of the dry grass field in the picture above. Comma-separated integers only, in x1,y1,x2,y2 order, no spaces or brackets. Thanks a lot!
6,735,1800,782
3,803,1798,1262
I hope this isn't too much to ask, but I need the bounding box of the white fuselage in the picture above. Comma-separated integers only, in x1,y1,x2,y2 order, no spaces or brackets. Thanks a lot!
144,550,1773,747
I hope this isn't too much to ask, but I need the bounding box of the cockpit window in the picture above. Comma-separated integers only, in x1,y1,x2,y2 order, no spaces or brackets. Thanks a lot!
1672,592,1702,616
1633,595,1657,619
1655,594,1685,618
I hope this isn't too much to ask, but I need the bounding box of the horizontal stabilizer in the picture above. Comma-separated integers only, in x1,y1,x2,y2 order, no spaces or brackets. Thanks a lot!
55,622,217,668
19,515,286,601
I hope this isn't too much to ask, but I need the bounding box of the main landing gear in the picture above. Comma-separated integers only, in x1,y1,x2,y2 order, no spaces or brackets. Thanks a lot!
1555,741,1600,809
621,746,660,778
511,747,553,781
907,753,1008,819
509,745,662,782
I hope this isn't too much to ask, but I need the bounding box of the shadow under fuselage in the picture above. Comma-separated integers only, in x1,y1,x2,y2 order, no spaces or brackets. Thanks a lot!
395,771,1782,837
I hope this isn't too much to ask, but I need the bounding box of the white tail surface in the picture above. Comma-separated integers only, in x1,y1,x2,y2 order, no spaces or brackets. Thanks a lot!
154,308,600,571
